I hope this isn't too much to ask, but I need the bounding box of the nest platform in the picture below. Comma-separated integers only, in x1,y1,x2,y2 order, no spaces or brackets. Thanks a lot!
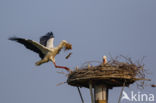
67,60,148,89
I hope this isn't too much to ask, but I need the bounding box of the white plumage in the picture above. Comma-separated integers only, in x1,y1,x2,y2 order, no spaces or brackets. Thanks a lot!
103,56,107,64
9,32,72,71
46,38,54,48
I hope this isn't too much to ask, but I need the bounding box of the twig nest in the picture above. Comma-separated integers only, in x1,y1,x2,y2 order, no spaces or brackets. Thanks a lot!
67,60,148,89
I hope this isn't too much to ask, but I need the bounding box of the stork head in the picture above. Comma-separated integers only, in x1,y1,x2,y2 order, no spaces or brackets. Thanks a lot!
103,56,107,64
103,56,107,59
65,43,72,50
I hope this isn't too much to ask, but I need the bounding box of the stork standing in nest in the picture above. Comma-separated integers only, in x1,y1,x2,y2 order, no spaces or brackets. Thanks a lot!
103,56,107,64
9,32,72,72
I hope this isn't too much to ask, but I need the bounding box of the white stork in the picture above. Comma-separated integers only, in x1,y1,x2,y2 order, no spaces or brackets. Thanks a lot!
9,32,72,72
103,56,107,64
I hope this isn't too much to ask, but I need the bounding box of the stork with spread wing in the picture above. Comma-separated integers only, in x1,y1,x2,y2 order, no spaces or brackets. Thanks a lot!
9,32,72,72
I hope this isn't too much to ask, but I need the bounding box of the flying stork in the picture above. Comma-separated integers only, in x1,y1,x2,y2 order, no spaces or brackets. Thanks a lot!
9,32,72,72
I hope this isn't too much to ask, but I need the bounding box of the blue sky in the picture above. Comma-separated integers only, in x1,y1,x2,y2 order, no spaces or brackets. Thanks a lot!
0,0,156,103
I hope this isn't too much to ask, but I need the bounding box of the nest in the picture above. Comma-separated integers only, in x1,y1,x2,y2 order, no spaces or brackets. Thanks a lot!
67,56,149,89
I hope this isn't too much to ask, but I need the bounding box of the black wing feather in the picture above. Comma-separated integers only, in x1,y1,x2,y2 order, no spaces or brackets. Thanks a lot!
9,37,44,59
40,32,54,46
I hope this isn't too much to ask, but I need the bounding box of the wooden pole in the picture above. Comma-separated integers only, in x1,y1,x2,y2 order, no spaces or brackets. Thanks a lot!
89,81,94,103
94,84,108,103
93,56,109,103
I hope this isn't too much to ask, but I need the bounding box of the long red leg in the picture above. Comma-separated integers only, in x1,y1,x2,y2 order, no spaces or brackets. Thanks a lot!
53,62,71,72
